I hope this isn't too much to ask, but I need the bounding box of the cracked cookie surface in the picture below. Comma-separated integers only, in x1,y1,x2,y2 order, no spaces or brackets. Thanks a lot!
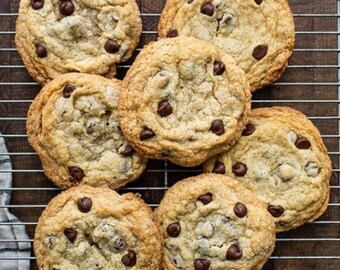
34,185,162,270
119,37,251,167
155,173,275,270
15,0,141,85
158,0,295,91
204,107,332,232
27,73,147,190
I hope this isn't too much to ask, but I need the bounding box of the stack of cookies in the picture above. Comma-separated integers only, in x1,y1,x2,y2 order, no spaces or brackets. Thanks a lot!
16,0,332,269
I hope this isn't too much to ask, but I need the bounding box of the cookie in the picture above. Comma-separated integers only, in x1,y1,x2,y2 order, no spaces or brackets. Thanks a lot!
119,37,251,167
204,107,332,232
155,173,276,270
15,0,142,85
27,73,147,190
34,185,162,269
158,0,295,92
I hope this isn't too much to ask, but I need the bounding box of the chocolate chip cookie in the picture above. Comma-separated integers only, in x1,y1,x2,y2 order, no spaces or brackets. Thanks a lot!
15,0,142,85
155,173,276,270
158,0,295,92
34,185,162,269
204,107,332,232
27,73,147,190
119,37,251,167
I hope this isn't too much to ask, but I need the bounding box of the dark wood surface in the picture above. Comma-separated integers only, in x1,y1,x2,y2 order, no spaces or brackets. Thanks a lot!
0,0,339,269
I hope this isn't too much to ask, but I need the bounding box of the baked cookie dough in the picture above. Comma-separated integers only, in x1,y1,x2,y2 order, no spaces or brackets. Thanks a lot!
204,107,332,232
158,0,295,91
119,37,251,167
27,73,147,190
16,0,142,85
34,185,162,269
155,173,276,270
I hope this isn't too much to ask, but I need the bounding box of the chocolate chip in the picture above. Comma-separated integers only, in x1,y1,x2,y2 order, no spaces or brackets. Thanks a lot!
197,193,213,205
188,0,194,3
221,216,231,224
224,16,232,25
69,166,84,184
77,197,92,213
200,3,214,17
194,259,210,270
36,44,47,58
59,0,75,16
226,244,242,260
139,128,155,140
157,100,173,117
234,202,247,218
166,29,179,38
122,250,137,267
295,137,311,149
242,123,256,136
213,61,225,75
166,222,181,237
31,0,44,10
64,228,77,243
212,161,225,174
253,45,268,60
254,0,263,5
210,120,224,136
268,205,284,217
113,238,127,251
63,84,76,98
278,221,287,227
104,39,120,54
121,145,134,156
232,162,247,177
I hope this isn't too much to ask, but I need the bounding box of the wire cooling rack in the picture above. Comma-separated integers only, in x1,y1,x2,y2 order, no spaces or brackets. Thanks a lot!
0,0,340,269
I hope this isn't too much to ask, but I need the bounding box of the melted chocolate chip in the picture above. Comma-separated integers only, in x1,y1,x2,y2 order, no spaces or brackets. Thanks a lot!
268,205,284,217
242,123,256,136
104,39,120,54
212,161,226,174
188,0,194,3
194,259,210,270
31,0,44,10
226,244,242,260
64,228,77,243
157,100,173,117
210,120,224,135
295,137,311,149
63,84,76,98
121,250,137,267
213,61,225,76
167,222,181,237
121,145,134,156
253,45,268,60
59,0,75,16
200,3,214,17
254,0,263,5
77,197,92,213
69,166,84,184
232,162,247,177
140,128,155,140
234,202,247,218
36,44,47,58
166,29,179,38
197,193,213,205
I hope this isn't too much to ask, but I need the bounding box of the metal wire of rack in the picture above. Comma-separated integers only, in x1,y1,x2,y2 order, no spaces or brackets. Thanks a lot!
0,0,340,269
